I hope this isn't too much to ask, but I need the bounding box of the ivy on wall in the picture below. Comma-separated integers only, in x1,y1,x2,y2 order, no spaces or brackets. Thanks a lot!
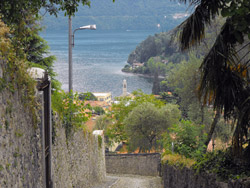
0,19,38,126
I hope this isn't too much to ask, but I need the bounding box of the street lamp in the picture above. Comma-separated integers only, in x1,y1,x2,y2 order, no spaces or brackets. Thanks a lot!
68,17,96,93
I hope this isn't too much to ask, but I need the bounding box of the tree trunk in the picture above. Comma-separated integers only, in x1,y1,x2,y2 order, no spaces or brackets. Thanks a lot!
152,71,160,95
200,104,204,125
204,110,221,151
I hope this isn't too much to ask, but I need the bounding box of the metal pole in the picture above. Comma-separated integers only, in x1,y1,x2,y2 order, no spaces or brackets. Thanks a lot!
69,17,73,93
48,79,53,188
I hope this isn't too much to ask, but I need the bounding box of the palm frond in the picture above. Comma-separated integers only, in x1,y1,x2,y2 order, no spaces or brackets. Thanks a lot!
198,19,250,154
177,0,223,50
199,19,248,114
176,0,250,156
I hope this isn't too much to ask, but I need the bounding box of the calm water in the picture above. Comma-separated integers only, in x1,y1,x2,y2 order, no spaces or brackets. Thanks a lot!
42,30,159,97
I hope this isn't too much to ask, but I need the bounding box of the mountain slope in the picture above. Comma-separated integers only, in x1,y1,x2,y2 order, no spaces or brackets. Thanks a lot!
127,17,226,65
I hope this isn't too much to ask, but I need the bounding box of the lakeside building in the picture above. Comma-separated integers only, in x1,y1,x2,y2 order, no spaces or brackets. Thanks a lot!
132,62,144,69
93,92,112,105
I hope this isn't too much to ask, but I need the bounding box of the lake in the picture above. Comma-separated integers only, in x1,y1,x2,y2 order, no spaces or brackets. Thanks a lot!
41,29,160,97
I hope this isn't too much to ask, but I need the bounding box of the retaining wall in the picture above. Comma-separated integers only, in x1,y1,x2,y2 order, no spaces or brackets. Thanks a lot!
162,163,250,188
0,58,106,187
0,89,45,187
105,153,161,176
0,89,106,188
52,123,106,188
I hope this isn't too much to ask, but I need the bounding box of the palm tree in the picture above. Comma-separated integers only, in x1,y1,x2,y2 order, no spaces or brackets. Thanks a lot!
176,0,250,155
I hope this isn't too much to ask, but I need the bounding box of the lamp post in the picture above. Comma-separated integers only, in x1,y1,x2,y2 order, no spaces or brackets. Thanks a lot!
68,17,96,93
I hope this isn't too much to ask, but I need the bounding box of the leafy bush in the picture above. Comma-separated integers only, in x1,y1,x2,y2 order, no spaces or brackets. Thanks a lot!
162,120,207,159
193,149,250,181
92,106,105,115
121,64,132,72
52,91,91,138
78,92,97,101
162,153,196,168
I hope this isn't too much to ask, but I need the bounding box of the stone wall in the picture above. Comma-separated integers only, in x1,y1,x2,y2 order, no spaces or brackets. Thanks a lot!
0,90,45,187
162,163,250,188
0,59,106,187
52,124,106,188
105,153,161,176
0,86,106,188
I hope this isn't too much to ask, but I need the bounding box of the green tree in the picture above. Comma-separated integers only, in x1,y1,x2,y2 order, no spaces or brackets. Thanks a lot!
79,92,98,101
0,0,92,26
92,106,105,115
177,0,250,155
0,0,96,90
159,56,235,154
124,102,180,152
24,16,60,90
162,53,232,149
106,91,165,143
145,58,167,94
146,57,167,76
1,7,60,90
152,70,161,95
162,120,207,159
0,1,91,59
164,54,204,120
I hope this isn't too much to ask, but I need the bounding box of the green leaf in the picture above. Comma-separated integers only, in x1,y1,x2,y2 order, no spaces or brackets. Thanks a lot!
236,19,248,32
221,8,231,17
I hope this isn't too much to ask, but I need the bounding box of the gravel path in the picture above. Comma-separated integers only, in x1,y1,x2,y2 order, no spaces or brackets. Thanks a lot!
93,174,163,188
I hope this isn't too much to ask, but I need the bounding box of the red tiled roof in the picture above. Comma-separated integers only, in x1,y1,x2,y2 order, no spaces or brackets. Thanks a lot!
84,100,109,108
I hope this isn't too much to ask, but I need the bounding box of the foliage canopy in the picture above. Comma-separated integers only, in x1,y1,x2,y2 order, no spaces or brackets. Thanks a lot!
106,91,165,143
162,120,207,159
124,102,180,152
177,0,250,156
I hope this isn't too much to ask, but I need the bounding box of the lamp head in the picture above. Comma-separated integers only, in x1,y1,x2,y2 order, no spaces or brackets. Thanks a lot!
79,24,96,30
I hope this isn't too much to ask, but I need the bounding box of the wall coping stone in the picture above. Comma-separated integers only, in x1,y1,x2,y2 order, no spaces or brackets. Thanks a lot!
106,153,161,157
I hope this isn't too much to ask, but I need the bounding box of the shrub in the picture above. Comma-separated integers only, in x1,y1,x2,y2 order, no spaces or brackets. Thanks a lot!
162,153,196,168
52,90,91,138
162,120,207,159
193,149,250,180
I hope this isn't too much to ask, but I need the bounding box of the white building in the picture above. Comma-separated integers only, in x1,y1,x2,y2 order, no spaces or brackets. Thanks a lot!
93,92,112,105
